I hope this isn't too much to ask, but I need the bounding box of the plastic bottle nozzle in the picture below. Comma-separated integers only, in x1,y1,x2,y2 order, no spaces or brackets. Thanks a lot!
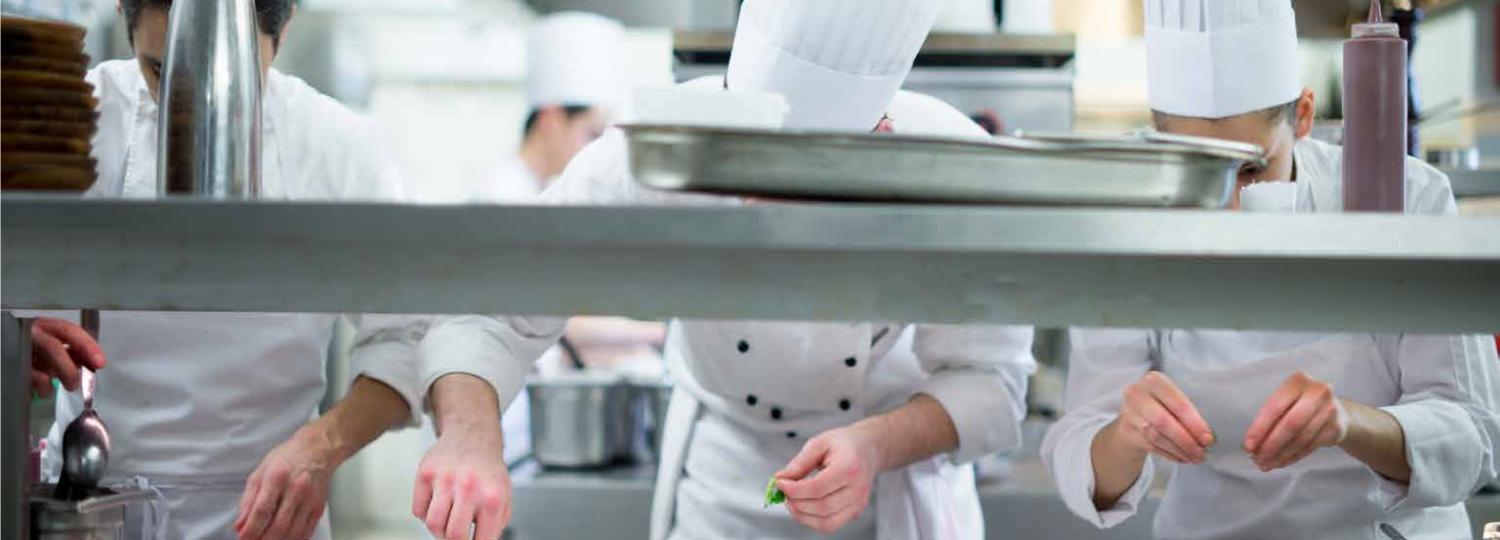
1368,0,1383,23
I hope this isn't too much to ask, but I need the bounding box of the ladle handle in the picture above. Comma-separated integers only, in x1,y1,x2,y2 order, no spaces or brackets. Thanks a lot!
80,309,99,409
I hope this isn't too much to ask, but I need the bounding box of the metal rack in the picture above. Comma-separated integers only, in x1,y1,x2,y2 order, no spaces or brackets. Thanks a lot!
4,196,1497,334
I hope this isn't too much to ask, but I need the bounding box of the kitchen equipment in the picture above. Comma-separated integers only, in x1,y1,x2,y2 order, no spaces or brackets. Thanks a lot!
526,373,635,468
1426,147,1481,171
30,483,156,540
632,381,672,460
156,0,260,197
55,310,109,501
625,125,1264,207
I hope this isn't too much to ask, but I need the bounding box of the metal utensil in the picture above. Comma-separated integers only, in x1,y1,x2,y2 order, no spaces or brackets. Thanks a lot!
55,310,110,500
526,373,634,468
1379,523,1408,540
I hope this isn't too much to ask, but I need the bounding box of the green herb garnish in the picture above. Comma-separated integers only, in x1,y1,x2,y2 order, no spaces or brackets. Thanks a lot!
763,476,786,507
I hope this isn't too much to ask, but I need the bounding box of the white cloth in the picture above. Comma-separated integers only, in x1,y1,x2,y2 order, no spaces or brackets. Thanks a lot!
40,60,427,540
1144,0,1302,118
1041,139,1500,539
726,0,940,131
474,157,544,204
417,76,1035,540
526,11,625,111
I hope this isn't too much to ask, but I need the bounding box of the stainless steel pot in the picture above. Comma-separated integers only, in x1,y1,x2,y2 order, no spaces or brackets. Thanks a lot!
527,374,635,468
634,382,673,460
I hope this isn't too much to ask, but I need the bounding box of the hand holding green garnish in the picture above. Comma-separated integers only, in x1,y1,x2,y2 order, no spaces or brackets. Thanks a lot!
763,476,786,507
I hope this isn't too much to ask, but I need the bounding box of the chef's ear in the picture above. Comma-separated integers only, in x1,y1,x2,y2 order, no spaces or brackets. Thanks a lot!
1292,88,1316,140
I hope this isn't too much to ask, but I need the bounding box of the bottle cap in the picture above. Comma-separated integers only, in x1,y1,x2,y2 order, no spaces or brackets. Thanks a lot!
1354,0,1400,37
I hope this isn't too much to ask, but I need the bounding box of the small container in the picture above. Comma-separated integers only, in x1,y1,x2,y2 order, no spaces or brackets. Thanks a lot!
29,484,156,540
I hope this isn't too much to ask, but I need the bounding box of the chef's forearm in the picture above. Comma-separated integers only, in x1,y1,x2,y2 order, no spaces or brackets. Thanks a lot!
308,376,412,463
431,373,504,447
1089,419,1149,509
1338,399,1411,483
853,394,958,472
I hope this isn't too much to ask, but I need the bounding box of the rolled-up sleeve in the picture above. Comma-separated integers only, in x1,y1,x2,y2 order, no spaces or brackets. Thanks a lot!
418,315,566,411
1375,334,1500,510
911,324,1036,464
348,314,435,428
1041,328,1156,528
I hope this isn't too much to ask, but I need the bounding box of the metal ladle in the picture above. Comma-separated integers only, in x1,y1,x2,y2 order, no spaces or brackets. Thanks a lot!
55,309,111,500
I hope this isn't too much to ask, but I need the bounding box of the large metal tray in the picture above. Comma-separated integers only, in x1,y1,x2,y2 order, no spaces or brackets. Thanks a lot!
624,125,1266,207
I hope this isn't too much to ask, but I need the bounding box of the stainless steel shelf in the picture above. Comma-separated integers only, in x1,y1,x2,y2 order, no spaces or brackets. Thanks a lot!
3,196,1497,333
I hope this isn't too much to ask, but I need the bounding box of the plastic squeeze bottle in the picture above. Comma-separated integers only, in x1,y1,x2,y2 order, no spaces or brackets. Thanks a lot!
1342,0,1407,213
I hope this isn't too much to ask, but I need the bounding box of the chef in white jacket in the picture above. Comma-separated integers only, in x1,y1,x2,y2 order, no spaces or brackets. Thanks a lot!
409,2,1036,539
472,12,623,204
1041,1,1500,538
38,2,429,539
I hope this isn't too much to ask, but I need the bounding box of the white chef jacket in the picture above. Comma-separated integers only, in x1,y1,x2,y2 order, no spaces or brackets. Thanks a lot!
39,60,427,540
417,77,1036,540
1041,138,1500,540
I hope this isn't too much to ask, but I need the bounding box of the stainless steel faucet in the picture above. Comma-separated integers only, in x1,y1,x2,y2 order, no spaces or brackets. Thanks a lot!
156,0,262,198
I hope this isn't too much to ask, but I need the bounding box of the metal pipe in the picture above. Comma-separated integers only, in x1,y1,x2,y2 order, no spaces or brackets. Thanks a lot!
156,0,262,198
2,313,34,539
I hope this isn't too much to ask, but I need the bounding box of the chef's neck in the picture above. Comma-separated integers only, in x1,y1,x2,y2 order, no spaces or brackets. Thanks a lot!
517,140,556,185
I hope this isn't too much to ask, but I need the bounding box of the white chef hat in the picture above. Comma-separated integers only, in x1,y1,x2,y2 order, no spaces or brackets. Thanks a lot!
726,0,940,131
1145,0,1302,119
526,12,626,112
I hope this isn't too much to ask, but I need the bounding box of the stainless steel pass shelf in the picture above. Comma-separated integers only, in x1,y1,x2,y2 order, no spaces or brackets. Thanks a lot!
3,196,1497,333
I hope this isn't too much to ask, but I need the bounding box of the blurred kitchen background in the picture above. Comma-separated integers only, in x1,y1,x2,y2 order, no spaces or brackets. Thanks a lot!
5,0,1496,538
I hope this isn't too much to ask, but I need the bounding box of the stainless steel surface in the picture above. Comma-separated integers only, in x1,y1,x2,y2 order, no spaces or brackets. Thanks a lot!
527,375,635,468
635,382,672,459
507,457,1500,539
156,0,261,198
1446,168,1500,198
527,0,738,28
674,30,1076,60
1427,147,1482,170
29,485,156,540
625,125,1258,207
4,314,34,539
3,198,1498,333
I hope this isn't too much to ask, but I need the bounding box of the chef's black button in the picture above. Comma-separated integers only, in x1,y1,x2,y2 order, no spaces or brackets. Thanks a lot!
844,357,857,367
737,340,750,353
770,407,783,420
746,394,758,406
786,431,797,438
839,399,851,411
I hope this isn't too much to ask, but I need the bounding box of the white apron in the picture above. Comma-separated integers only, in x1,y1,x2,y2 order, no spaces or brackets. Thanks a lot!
649,321,984,540
1162,335,1451,540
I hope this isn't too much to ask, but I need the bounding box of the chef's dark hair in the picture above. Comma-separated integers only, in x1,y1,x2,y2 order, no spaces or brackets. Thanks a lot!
121,0,295,48
1152,99,1298,129
522,104,593,140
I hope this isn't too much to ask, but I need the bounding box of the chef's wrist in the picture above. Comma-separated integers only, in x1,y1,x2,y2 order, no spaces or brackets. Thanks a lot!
848,419,896,473
1100,417,1149,462
431,373,503,437
295,420,352,466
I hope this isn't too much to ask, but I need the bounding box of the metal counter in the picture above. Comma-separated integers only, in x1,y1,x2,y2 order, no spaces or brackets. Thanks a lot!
3,197,1498,333
507,460,1500,540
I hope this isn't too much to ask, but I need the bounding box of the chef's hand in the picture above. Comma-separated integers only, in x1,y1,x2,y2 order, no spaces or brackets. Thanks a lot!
1244,372,1348,472
413,427,510,540
774,426,883,534
28,317,105,397
1110,371,1215,464
235,426,336,540
415,374,511,540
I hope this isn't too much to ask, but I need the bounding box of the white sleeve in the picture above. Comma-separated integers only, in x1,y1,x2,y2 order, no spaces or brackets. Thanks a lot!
418,315,567,410
538,128,733,208
346,314,433,428
1041,328,1157,528
1374,334,1500,510
911,324,1035,463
